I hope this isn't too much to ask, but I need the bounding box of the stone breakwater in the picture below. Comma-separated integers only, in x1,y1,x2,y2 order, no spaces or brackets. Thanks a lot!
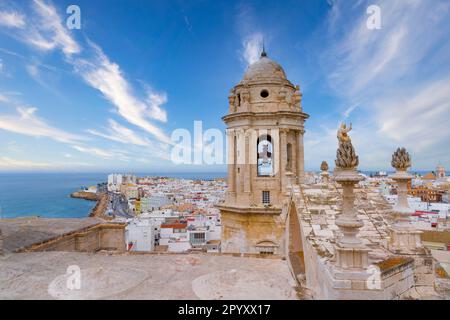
70,192,110,219
70,191,100,201
89,194,110,219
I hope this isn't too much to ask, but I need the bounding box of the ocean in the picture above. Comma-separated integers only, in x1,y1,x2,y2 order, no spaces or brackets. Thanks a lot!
0,170,432,219
0,172,226,219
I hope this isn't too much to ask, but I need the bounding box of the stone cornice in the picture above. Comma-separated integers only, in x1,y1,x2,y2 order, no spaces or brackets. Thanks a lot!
222,111,310,123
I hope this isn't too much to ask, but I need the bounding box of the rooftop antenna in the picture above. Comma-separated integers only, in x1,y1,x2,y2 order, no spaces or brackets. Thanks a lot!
261,39,267,57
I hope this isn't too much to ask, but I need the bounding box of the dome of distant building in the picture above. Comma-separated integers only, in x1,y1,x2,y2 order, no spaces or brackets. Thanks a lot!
242,52,287,82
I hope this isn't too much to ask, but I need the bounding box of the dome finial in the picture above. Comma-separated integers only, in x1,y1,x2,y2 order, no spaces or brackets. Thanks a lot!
261,40,267,57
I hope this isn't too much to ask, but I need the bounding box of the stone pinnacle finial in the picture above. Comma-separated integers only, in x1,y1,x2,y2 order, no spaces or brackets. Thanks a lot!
391,147,411,171
320,161,329,172
335,122,359,169
335,141,359,169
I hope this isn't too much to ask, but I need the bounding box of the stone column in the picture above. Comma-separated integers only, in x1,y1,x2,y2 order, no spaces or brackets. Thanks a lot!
280,129,288,194
243,129,251,194
333,126,370,270
388,148,423,253
296,130,305,184
236,129,245,195
226,129,236,203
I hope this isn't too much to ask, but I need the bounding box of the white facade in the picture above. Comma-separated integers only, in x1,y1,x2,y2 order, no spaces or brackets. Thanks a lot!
160,224,188,247
107,174,123,192
141,194,174,212
168,240,191,252
384,194,450,230
384,195,450,214
125,219,155,252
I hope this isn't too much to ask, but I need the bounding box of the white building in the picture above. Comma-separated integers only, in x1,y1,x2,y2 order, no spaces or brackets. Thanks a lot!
384,195,450,215
384,194,450,230
141,194,174,212
107,174,123,192
159,221,191,252
125,219,155,252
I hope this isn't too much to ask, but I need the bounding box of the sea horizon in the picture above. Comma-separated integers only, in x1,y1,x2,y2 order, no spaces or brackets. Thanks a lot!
0,169,436,219
0,171,228,219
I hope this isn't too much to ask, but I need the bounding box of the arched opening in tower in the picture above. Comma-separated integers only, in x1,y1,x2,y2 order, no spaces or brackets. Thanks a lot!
257,134,273,176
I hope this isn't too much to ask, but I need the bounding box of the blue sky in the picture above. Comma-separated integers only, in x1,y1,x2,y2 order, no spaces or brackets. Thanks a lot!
0,0,449,172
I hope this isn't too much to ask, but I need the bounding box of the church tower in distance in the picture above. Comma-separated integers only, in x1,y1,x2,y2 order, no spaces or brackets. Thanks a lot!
217,49,309,255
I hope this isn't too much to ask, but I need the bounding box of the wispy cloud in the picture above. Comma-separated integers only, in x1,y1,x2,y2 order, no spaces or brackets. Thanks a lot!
375,78,450,151
306,0,450,170
0,11,26,28
87,119,171,160
71,145,129,161
87,119,153,147
235,2,265,66
26,1,170,144
22,1,170,144
242,33,263,65
73,42,171,144
0,0,172,165
0,1,79,55
0,93,8,103
0,156,50,169
28,0,80,56
147,90,168,123
0,107,86,144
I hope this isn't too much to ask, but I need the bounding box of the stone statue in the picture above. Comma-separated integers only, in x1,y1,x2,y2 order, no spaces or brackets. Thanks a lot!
391,147,411,171
337,122,352,144
335,123,359,169
320,161,329,172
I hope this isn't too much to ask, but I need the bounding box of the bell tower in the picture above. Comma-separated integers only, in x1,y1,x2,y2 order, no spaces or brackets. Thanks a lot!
217,50,309,255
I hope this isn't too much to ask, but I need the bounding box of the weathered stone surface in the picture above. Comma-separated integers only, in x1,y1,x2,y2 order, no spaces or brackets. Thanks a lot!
0,217,103,253
0,252,298,300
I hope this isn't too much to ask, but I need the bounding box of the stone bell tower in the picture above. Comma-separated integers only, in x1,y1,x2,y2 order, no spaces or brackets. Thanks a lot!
217,49,309,255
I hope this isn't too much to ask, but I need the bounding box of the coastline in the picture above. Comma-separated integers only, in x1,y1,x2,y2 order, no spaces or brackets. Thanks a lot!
70,191,111,219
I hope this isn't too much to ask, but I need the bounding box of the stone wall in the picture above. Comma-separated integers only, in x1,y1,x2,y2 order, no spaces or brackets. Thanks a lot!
100,226,126,251
221,210,285,255
18,223,126,253
286,182,431,300
302,238,417,300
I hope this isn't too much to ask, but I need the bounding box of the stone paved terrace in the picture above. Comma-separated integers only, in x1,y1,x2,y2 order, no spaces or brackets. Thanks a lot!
0,252,298,300
296,179,397,264
0,217,103,253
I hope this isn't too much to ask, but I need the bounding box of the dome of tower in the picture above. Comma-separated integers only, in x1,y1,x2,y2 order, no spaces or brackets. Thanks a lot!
242,53,287,82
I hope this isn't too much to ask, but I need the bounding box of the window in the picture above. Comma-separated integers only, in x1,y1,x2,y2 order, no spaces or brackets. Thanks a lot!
258,248,274,255
237,93,241,106
260,89,269,98
256,241,277,255
257,135,273,176
262,191,270,204
191,232,206,245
